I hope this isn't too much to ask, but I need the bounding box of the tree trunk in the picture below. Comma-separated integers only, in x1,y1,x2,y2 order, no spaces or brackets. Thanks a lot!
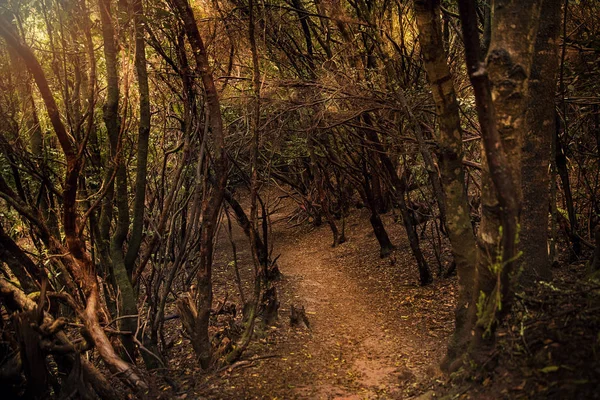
223,189,267,264
556,121,581,258
414,0,477,370
363,128,431,283
170,0,228,369
457,0,547,367
125,0,152,276
98,0,137,361
369,209,395,258
520,0,562,283
226,0,263,363
592,225,600,272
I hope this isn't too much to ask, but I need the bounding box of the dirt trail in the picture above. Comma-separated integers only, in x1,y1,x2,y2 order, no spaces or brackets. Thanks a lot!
197,205,456,399
276,228,423,399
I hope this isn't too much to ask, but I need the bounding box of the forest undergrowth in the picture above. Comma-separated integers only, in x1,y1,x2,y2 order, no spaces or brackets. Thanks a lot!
148,195,599,400
437,262,600,400
150,194,455,399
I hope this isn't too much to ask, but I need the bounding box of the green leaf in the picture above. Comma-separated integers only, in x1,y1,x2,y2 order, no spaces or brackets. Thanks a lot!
540,365,559,373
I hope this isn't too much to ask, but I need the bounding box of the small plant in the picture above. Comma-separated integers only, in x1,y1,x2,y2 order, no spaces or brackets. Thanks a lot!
476,225,523,337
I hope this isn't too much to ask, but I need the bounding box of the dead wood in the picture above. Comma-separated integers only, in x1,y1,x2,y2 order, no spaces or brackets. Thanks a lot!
260,286,280,326
290,304,310,329
0,279,120,400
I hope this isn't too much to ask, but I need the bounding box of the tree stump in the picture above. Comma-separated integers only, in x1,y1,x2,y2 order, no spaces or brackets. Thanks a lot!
290,305,310,329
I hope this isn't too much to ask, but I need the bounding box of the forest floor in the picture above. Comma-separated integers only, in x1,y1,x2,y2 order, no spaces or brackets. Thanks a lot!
156,194,457,399
152,193,600,400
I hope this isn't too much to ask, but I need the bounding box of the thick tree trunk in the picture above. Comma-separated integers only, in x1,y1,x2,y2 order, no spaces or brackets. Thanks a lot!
457,0,549,367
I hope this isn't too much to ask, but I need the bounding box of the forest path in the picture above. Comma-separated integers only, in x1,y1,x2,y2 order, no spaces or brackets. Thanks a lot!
273,223,425,399
200,202,456,399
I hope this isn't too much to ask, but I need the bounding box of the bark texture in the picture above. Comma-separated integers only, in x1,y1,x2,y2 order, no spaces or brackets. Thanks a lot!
414,0,478,369
520,0,562,283
125,0,152,275
455,0,553,369
98,0,137,361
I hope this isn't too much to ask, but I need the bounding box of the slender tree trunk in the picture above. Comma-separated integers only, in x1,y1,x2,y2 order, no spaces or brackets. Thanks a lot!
321,167,342,246
223,189,267,264
363,128,431,283
0,17,147,391
556,121,581,258
310,144,340,247
414,0,477,370
8,41,60,238
361,169,395,258
226,0,262,363
125,0,151,276
549,129,559,266
98,0,137,361
591,225,600,272
170,0,228,369
124,0,160,369
520,0,562,283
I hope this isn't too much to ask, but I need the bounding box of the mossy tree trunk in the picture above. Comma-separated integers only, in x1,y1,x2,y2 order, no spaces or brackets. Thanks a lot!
98,0,137,361
125,0,151,278
456,0,559,367
414,0,478,370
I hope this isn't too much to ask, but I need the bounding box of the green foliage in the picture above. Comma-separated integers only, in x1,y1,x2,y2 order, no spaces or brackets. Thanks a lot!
477,224,523,337
476,287,502,338
281,134,309,161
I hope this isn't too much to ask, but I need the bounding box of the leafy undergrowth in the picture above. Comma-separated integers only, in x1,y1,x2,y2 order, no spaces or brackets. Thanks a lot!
432,262,600,400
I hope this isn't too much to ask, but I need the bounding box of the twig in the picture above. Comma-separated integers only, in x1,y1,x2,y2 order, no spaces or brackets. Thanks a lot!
217,354,280,373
